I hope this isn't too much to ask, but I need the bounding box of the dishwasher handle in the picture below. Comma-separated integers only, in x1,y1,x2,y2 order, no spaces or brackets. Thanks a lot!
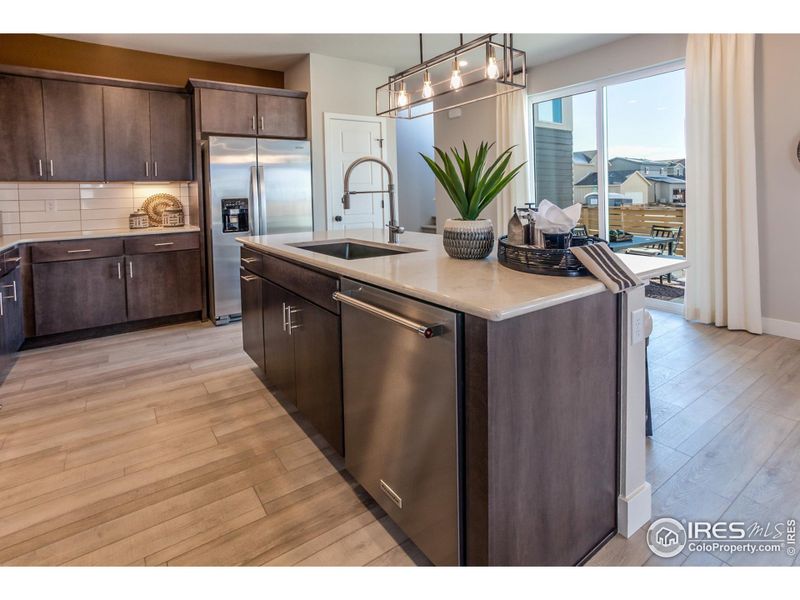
332,291,444,339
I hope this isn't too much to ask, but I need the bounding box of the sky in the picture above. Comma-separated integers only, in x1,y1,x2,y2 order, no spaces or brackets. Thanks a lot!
569,69,685,161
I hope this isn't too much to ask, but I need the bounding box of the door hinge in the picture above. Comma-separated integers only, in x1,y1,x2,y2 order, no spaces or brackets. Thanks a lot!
376,138,384,148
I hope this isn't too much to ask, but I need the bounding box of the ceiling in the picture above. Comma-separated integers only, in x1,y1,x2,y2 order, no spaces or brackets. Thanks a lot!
53,33,630,72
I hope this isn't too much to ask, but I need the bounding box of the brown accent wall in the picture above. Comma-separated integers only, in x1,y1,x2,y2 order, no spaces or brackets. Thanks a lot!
0,34,283,88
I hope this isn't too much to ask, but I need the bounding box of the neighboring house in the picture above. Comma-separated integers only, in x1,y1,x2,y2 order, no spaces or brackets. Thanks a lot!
533,98,574,208
569,155,686,205
573,170,651,204
644,174,686,204
572,150,597,183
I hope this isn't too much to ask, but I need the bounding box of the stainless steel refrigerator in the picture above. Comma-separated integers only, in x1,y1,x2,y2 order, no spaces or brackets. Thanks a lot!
204,136,312,323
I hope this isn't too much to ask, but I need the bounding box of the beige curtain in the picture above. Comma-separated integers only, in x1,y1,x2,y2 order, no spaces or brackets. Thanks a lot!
495,89,530,236
684,34,763,333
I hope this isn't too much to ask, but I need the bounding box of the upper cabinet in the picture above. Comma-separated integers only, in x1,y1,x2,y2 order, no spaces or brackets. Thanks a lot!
42,79,105,181
0,75,47,181
197,84,307,139
0,69,193,183
103,87,193,181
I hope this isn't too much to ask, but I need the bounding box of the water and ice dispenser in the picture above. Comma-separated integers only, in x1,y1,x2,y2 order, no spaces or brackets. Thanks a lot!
221,198,249,233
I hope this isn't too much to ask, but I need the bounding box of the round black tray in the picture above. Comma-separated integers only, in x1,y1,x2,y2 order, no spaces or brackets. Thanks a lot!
497,235,604,277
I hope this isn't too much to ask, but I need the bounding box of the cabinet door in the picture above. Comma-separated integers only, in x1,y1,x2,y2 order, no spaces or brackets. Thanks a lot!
149,91,193,181
262,279,296,405
103,86,151,181
125,250,202,321
0,267,24,353
291,296,343,455
199,88,257,136
33,256,126,335
257,94,306,139
0,75,47,181
42,80,105,181
240,270,265,372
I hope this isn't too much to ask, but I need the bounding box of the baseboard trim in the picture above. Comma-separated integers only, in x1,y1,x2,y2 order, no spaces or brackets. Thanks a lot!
645,297,684,315
617,482,652,539
763,317,800,341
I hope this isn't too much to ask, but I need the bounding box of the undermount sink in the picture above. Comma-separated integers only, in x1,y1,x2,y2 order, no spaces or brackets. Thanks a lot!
290,240,424,260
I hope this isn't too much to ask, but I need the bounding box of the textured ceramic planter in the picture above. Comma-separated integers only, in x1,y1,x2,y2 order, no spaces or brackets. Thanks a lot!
442,218,495,259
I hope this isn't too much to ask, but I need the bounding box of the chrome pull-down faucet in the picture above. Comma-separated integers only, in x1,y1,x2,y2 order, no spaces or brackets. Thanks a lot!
341,156,405,243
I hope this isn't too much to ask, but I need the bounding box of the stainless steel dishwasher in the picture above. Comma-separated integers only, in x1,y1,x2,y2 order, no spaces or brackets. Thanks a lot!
335,278,462,566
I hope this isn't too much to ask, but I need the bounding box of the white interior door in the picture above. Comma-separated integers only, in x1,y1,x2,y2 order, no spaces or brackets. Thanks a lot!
325,114,387,231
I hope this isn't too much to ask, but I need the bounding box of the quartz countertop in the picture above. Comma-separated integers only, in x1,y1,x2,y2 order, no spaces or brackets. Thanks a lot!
238,229,689,321
0,225,201,254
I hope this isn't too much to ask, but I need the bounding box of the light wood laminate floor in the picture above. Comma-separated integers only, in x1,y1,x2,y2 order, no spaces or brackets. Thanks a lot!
2,312,798,566
0,321,429,566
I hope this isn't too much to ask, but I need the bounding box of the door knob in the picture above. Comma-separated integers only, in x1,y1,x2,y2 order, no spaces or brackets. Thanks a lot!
334,216,343,222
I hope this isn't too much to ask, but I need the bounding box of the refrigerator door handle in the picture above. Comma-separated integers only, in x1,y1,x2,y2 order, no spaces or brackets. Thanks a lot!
250,165,260,236
257,165,267,236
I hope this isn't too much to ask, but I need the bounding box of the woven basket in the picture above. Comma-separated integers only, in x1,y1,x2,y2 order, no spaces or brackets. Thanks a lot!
497,235,604,277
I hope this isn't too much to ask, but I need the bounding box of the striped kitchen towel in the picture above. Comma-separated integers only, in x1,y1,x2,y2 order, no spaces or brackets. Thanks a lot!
570,242,643,293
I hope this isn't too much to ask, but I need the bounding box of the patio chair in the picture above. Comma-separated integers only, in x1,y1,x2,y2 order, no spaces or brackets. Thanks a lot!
572,224,588,237
625,225,683,283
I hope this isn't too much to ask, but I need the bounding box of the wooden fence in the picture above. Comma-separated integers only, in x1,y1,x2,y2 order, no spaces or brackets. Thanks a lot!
580,205,686,256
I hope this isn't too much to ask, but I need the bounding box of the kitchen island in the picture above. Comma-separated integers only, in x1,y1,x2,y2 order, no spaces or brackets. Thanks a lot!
237,229,688,566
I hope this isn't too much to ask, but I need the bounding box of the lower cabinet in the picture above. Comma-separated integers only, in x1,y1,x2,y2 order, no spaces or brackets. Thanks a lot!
241,250,344,456
33,256,127,335
0,264,24,382
125,250,202,321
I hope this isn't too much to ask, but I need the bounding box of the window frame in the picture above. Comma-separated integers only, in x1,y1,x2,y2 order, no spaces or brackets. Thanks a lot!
526,59,686,239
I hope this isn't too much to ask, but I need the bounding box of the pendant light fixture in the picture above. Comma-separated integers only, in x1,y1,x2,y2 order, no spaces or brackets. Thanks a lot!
377,34,527,119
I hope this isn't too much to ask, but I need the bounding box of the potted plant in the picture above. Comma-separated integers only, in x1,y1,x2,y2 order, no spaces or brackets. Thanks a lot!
420,142,525,259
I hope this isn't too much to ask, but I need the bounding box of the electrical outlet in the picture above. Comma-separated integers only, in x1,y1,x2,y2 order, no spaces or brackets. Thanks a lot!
631,308,645,345
448,108,462,119
46,200,57,212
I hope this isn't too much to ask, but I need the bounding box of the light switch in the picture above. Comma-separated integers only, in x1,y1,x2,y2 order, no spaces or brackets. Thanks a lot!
631,308,645,345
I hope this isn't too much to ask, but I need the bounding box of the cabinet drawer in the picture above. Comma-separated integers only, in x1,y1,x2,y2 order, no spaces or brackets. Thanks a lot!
240,246,265,277
124,233,200,255
31,238,124,263
262,253,339,314
1,247,21,278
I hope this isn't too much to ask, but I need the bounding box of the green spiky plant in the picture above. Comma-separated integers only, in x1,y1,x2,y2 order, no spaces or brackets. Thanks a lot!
420,142,525,221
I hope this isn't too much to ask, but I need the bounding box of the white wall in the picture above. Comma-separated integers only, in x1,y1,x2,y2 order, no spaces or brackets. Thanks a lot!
755,34,800,333
396,112,435,232
285,54,397,231
527,34,687,95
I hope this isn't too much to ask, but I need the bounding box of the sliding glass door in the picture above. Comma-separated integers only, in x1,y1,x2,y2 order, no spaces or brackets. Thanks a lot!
530,63,686,305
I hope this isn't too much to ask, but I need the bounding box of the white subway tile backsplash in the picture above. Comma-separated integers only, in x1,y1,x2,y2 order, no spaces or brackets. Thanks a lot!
0,200,20,212
1,211,20,224
19,187,81,201
20,210,82,223
0,189,19,202
20,221,82,234
2,223,21,235
79,182,132,189
19,200,46,212
80,187,134,200
81,218,130,231
80,197,136,210
18,182,80,190
55,199,81,211
80,207,131,220
0,183,19,190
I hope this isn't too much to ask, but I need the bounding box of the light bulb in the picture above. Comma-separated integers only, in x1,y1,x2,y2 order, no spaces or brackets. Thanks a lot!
486,56,500,80
422,70,434,99
450,58,463,90
397,82,409,107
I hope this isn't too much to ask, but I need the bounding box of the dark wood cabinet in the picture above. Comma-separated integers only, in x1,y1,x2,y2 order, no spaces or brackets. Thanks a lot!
0,75,46,181
239,270,266,372
103,86,151,181
199,88,257,136
257,94,306,138
262,279,296,406
292,295,344,455
0,264,24,383
41,79,105,181
33,255,127,335
148,91,193,181
125,250,202,321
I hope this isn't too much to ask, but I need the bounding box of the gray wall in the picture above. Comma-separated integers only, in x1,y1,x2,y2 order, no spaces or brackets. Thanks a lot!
396,112,435,232
533,127,574,207
755,34,800,329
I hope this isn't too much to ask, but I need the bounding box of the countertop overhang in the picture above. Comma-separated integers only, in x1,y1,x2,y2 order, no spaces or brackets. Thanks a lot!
0,225,201,254
238,229,689,322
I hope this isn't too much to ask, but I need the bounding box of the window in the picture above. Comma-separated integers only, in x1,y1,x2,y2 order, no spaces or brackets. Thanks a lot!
529,62,686,307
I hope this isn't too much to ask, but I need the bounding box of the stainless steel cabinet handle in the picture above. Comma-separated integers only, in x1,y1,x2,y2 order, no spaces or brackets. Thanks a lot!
49,160,54,177
252,115,256,131
153,242,174,247
332,291,444,338
287,306,301,335
240,274,259,282
241,257,258,264
0,292,3,317
282,302,288,332
66,249,92,254
38,159,43,177
117,262,122,280
260,116,264,130
1,281,16,302
145,161,149,177
129,260,134,279
154,161,158,177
